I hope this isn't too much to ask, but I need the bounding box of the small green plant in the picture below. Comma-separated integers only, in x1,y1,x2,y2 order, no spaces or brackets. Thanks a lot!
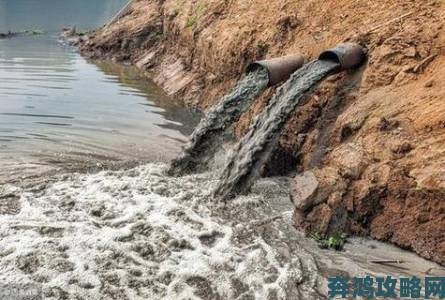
185,1,207,29
309,232,322,241
310,231,347,251
186,15,198,28
324,231,347,250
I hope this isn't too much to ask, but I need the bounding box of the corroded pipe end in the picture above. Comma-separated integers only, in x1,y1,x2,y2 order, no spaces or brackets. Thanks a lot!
319,43,366,69
246,54,305,86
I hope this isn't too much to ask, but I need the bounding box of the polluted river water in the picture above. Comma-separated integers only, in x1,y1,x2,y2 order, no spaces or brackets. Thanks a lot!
0,1,444,299
0,0,201,185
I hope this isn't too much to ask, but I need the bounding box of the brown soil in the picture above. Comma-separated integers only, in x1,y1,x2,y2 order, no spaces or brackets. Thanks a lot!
80,0,445,265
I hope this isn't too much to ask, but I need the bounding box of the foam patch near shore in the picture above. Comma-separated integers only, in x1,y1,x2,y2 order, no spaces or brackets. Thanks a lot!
0,163,318,299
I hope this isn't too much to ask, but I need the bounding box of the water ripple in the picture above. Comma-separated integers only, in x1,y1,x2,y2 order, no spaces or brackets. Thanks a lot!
0,113,74,119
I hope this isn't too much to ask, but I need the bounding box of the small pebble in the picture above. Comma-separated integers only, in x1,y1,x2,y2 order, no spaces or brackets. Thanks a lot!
424,79,434,87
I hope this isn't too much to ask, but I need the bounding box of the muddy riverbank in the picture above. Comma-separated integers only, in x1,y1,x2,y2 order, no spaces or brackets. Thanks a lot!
79,0,445,265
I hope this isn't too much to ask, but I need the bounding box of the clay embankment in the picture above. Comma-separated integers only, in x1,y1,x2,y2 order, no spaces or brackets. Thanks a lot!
80,0,445,264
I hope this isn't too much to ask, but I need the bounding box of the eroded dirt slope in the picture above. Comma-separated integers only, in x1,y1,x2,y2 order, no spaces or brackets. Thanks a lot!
80,0,445,264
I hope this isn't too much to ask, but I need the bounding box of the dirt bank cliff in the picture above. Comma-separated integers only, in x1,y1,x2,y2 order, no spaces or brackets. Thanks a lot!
80,0,445,265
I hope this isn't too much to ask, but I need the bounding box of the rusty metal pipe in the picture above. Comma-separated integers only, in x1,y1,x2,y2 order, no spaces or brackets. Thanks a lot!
319,43,366,69
246,54,305,86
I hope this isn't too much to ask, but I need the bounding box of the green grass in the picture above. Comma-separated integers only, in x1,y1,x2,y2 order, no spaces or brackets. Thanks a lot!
310,231,347,251
185,1,207,29
186,15,198,28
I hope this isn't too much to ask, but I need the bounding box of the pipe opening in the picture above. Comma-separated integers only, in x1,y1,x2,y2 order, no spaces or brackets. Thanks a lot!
318,51,341,65
246,62,266,74
246,54,305,86
319,43,366,70
246,63,270,82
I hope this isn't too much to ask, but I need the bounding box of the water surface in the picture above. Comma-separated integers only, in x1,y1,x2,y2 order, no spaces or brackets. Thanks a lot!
0,1,201,183
0,0,126,31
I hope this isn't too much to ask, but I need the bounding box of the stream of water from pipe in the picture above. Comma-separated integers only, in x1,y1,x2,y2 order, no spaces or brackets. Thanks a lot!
169,68,269,176
214,60,340,199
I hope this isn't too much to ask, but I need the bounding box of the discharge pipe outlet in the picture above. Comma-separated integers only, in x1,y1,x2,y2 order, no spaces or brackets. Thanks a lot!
319,43,366,69
246,54,305,86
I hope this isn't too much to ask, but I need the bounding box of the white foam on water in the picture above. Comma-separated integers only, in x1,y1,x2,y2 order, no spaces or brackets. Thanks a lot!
0,163,309,299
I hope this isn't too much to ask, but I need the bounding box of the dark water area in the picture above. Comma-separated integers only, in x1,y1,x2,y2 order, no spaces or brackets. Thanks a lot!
214,60,340,199
169,68,269,176
0,1,201,184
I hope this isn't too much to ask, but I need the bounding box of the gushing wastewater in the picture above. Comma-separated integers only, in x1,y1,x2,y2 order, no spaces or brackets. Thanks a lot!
214,60,340,199
0,164,326,299
169,68,269,176
3,163,441,300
